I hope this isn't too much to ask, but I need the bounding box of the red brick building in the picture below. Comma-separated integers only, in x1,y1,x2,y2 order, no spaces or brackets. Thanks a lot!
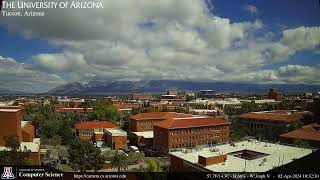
113,103,141,113
161,95,185,103
239,110,313,140
105,129,128,150
150,103,189,112
0,107,40,165
267,88,283,101
130,112,193,132
131,93,153,101
132,131,154,147
153,116,230,153
280,123,320,147
75,121,127,150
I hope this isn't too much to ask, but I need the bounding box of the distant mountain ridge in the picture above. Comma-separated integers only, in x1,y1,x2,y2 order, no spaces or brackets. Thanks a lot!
0,88,27,95
46,80,320,95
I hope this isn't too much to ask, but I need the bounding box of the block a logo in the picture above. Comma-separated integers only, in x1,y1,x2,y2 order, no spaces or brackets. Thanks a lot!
1,167,15,179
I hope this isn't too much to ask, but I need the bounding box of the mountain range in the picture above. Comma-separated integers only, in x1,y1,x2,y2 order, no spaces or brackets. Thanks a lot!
0,88,27,95
45,80,320,95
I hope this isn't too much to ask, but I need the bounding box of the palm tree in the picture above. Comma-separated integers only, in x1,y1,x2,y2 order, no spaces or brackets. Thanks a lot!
111,152,128,172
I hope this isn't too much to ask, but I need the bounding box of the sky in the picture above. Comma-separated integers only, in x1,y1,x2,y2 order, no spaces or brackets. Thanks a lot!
0,0,320,93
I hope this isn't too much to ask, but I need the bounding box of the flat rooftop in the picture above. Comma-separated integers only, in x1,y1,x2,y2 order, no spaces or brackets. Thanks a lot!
0,109,20,112
21,121,28,127
132,131,154,138
170,140,313,172
0,142,40,153
105,129,127,136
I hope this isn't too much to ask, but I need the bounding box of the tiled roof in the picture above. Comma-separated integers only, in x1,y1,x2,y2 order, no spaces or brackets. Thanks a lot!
239,111,308,123
154,117,229,129
130,112,193,121
280,123,320,141
75,121,118,129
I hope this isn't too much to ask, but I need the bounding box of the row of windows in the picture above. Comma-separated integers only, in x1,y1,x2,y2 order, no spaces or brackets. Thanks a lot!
170,126,227,135
139,120,159,124
79,129,94,137
170,133,227,142
170,140,225,149
80,132,94,137
250,123,269,129
140,126,153,130
242,119,273,124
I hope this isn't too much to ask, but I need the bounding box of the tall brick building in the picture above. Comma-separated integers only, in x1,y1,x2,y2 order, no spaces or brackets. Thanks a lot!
153,116,230,153
130,112,193,132
0,107,40,165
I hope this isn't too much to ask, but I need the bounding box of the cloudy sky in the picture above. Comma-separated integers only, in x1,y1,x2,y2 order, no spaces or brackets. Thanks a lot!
0,0,320,92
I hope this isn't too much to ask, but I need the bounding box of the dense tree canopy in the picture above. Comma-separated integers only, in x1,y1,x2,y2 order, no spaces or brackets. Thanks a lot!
23,99,124,146
111,152,128,172
68,139,105,172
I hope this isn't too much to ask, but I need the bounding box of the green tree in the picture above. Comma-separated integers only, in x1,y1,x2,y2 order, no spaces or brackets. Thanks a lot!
139,159,166,180
0,136,31,165
140,159,163,172
185,95,194,101
102,149,115,161
111,152,128,172
59,118,76,145
308,99,320,123
277,102,291,110
91,100,120,122
12,101,19,106
240,102,258,114
127,152,144,165
68,139,105,172
290,121,303,131
174,107,189,114
121,112,131,132
230,121,248,141
293,139,310,148
24,104,76,146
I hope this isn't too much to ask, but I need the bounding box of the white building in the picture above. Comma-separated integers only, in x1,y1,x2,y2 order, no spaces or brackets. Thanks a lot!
170,139,314,172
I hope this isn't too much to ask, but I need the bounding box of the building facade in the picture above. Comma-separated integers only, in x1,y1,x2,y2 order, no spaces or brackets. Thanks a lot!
280,123,320,147
153,117,230,153
129,112,193,132
75,121,127,150
239,110,313,140
0,107,40,165
130,93,153,101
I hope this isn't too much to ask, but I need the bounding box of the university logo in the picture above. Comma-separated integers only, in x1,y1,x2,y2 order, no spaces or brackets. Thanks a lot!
1,167,15,180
